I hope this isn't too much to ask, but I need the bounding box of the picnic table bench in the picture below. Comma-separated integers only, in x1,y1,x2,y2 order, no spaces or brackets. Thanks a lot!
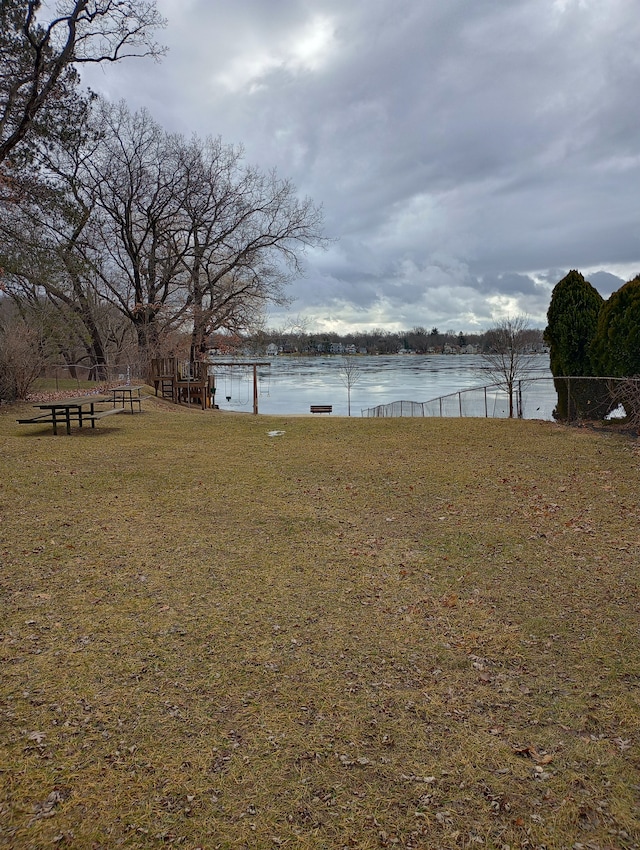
310,405,332,414
85,408,125,423
109,385,144,413
17,396,123,435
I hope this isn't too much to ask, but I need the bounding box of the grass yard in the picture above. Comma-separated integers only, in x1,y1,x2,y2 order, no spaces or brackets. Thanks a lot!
1,399,639,849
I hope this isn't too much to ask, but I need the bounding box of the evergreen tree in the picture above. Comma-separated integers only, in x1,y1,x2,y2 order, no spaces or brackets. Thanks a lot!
545,270,602,376
591,275,640,377
544,270,604,419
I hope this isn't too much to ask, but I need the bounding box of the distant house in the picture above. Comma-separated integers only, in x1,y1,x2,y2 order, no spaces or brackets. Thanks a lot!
266,343,279,356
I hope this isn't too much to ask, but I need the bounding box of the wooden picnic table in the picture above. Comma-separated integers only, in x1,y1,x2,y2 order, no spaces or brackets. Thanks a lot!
17,395,123,435
109,385,144,413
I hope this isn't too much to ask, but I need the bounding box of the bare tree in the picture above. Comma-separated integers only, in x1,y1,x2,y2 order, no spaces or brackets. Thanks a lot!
270,314,312,353
85,103,190,354
84,107,326,359
0,305,50,400
0,96,115,375
480,315,533,418
0,0,166,165
2,94,326,368
173,134,326,356
338,355,362,416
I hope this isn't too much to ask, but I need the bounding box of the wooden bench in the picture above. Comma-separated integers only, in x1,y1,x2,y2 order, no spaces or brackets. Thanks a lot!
310,405,332,414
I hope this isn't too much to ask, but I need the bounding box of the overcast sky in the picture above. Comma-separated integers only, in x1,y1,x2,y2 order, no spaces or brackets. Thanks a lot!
80,0,640,334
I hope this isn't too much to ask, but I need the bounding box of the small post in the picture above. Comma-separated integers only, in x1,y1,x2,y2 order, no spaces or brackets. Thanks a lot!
518,380,523,418
253,364,258,414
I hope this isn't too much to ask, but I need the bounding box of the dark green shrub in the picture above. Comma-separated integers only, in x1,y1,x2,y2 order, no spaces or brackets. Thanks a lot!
544,270,605,419
591,275,640,378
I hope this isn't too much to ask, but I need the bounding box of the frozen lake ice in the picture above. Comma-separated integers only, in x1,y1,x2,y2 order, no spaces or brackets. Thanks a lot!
208,354,555,418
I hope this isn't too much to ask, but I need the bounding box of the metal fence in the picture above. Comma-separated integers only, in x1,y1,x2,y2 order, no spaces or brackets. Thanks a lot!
41,363,145,388
361,376,636,422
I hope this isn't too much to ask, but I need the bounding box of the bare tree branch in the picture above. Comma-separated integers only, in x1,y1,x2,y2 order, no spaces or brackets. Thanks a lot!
480,315,533,418
0,0,166,163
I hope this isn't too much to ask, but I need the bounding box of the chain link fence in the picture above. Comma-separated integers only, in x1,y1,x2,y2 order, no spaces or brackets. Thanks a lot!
40,362,145,389
361,376,637,422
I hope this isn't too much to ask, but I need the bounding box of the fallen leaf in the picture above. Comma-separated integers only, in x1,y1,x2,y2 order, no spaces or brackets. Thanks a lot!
512,745,553,764
27,731,46,744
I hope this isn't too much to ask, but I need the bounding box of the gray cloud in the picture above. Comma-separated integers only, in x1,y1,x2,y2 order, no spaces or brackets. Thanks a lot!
80,0,640,332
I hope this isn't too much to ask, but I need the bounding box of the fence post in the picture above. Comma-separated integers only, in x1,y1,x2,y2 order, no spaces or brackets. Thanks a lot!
518,380,523,418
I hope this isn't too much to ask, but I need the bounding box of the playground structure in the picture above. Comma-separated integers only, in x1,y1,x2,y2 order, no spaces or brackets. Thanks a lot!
150,358,270,413
210,361,271,414
150,357,212,408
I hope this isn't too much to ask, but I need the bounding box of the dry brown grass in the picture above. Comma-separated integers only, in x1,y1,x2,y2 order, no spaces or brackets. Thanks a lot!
1,399,639,849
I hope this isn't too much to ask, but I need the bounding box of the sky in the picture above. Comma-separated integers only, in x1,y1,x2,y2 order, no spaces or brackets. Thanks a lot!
79,0,640,334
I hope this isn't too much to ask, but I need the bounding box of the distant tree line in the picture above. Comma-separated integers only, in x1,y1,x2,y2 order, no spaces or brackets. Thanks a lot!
544,270,640,420
243,324,544,357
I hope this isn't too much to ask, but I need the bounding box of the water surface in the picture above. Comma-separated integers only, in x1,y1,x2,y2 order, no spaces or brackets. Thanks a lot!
209,354,554,418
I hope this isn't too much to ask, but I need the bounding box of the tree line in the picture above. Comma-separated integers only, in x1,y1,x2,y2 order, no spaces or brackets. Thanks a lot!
0,1,325,399
239,324,544,356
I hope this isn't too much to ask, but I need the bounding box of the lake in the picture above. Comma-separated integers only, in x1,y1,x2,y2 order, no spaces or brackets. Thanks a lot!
209,354,556,418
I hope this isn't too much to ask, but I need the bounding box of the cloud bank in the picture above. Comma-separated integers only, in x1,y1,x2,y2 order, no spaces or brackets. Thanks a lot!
81,0,640,331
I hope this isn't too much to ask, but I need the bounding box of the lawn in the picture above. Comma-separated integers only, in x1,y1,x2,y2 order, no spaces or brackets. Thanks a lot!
1,399,639,849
